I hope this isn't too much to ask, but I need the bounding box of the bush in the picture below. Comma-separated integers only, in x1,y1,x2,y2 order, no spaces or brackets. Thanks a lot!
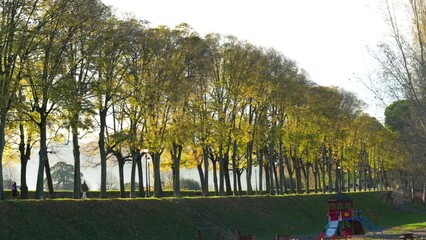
180,178,201,190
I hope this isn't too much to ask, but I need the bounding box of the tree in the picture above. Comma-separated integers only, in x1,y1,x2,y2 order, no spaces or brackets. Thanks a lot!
93,17,130,198
59,0,110,199
373,0,426,199
0,0,43,200
47,161,82,191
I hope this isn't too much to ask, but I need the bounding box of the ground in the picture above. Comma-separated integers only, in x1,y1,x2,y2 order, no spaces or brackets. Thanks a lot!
291,228,426,240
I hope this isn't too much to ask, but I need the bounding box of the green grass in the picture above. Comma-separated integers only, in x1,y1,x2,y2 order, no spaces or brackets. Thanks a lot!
0,191,424,240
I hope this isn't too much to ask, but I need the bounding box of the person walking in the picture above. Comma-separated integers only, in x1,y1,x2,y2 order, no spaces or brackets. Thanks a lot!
81,181,89,199
11,182,18,198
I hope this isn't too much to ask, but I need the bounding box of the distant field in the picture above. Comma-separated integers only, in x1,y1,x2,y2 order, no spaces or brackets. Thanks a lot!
0,191,425,240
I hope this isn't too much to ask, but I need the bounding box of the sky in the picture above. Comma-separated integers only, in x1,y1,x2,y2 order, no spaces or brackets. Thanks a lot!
101,0,390,120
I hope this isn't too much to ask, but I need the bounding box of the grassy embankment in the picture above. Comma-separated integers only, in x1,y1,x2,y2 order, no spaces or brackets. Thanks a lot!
0,191,425,240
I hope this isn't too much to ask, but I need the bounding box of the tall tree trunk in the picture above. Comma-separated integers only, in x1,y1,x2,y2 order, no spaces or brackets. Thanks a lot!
19,123,31,199
264,163,270,194
219,142,224,195
71,124,81,199
130,154,137,198
273,162,280,195
237,170,243,195
285,153,295,194
197,163,205,194
212,157,218,196
0,121,6,200
246,141,253,195
258,149,264,194
137,156,144,197
295,158,303,194
117,155,126,198
202,147,209,196
35,114,48,199
98,108,108,198
314,160,319,193
171,143,182,198
278,140,285,195
347,171,351,193
232,140,238,196
304,161,310,194
268,141,275,195
327,145,333,193
224,155,232,195
152,152,162,198
45,157,54,197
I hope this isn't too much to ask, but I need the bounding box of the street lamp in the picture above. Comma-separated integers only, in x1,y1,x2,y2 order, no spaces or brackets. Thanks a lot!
143,149,151,197
337,166,341,192
254,165,258,194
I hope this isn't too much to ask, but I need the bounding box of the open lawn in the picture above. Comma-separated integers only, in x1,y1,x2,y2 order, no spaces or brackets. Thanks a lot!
0,191,425,240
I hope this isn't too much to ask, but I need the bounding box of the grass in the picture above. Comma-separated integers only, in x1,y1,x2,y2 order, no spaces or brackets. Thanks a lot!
0,191,424,240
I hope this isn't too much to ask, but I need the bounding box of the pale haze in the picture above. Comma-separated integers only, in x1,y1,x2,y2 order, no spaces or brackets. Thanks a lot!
102,0,389,119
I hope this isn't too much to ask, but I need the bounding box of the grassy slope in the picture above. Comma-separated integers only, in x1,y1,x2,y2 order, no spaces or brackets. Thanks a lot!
0,192,424,240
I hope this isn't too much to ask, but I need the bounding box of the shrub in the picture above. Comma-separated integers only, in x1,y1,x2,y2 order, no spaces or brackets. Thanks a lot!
180,178,201,190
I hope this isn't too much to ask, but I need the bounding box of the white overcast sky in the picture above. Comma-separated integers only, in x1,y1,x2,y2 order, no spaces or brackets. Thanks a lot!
100,0,391,119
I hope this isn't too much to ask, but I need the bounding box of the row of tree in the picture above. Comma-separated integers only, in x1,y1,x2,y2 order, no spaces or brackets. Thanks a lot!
0,0,421,200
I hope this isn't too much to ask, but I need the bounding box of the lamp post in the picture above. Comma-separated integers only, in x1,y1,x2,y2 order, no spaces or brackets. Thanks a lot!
143,149,150,197
254,165,258,194
337,166,341,192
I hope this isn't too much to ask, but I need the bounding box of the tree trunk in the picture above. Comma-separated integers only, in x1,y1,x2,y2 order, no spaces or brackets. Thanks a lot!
246,141,253,195
273,162,280,195
264,163,270,194
202,147,209,196
237,170,243,195
71,124,81,199
209,152,219,196
347,171,351,193
197,163,205,194
278,140,285,195
137,155,144,197
232,140,238,196
295,158,303,194
219,142,224,195
130,154,137,198
314,160,319,193
171,143,182,198
118,155,126,198
152,152,162,198
268,141,275,195
35,114,48,199
98,108,108,198
212,157,218,196
45,157,54,197
258,149,264,194
327,146,333,193
304,161,310,194
0,120,6,200
321,159,326,193
224,155,232,195
19,123,31,199
285,154,295,194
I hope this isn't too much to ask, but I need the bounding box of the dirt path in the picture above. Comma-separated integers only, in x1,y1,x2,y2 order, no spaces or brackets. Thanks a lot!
290,228,426,239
